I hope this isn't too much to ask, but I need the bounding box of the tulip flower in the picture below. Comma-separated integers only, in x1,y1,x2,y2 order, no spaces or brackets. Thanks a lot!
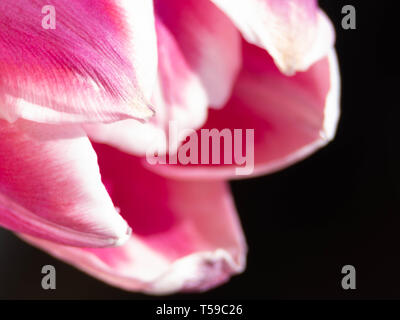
0,0,340,294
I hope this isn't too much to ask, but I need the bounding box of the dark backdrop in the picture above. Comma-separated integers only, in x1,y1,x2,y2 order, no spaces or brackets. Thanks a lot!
0,1,396,299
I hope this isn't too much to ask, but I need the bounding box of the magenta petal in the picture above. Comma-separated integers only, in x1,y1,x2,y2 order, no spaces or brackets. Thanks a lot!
146,42,340,180
0,120,130,247
87,0,242,156
0,0,155,123
20,144,247,294
211,0,335,74
154,0,241,108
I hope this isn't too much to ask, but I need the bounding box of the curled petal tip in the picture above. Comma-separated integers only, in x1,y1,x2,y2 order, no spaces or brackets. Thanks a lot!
19,151,247,294
321,50,341,142
211,0,335,74
146,249,246,294
0,120,132,248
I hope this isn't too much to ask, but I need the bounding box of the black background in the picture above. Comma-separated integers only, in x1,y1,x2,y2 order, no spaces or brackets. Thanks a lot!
0,1,396,300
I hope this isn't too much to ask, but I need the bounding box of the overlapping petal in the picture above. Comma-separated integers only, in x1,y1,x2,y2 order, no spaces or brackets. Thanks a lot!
146,42,340,180
210,0,335,74
84,120,167,156
154,0,241,108
0,0,156,123
87,0,241,155
20,144,246,294
0,120,130,247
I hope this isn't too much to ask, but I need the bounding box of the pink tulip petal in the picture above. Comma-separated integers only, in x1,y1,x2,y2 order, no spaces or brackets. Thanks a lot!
20,144,247,294
0,120,130,247
119,0,158,101
154,0,241,108
84,120,167,156
87,0,241,156
210,0,335,74
0,0,156,123
146,42,340,180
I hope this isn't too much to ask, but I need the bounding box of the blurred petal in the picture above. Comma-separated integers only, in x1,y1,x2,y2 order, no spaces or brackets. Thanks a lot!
0,0,156,123
210,0,335,74
88,0,242,156
0,120,130,247
146,43,340,180
20,144,246,294
153,19,209,134
154,0,241,108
